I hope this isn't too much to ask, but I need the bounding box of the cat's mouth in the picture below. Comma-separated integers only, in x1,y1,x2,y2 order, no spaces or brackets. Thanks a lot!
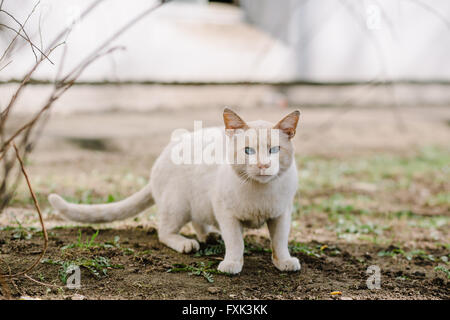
251,174,276,183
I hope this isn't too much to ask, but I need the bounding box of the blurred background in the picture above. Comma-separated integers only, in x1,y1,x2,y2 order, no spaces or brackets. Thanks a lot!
0,0,449,254
0,0,449,300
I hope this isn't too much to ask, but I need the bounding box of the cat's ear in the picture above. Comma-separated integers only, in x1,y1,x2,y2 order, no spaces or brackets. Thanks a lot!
274,110,300,139
223,108,248,135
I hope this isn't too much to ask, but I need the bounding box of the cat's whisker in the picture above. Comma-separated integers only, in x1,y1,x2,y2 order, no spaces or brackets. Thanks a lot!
237,171,251,186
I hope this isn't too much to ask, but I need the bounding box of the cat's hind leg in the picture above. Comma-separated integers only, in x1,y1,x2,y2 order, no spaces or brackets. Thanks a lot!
192,222,208,243
193,222,222,244
158,211,200,254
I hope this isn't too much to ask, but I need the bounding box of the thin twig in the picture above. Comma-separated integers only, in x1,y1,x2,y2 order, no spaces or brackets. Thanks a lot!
24,274,63,289
0,2,36,63
59,0,171,85
0,23,52,63
2,0,170,151
0,60,13,72
0,42,64,137
3,142,48,278
0,1,42,63
0,273,11,299
0,0,106,135
1,46,123,153
0,253,20,297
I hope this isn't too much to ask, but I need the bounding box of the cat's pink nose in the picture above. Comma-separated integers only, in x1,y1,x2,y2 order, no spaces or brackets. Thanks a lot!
257,162,270,169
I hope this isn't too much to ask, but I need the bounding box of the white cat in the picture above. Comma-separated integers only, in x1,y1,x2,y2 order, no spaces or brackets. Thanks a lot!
49,108,301,274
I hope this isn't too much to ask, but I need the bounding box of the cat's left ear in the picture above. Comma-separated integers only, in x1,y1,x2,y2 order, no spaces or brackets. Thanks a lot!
274,110,300,139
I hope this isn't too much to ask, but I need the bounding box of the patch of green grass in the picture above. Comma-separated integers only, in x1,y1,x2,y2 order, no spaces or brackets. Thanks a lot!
434,265,450,279
42,256,124,284
389,210,449,230
167,261,224,283
325,208,387,240
319,194,372,215
8,191,49,207
62,190,124,205
377,248,406,257
408,216,448,229
377,248,437,262
9,187,125,208
436,243,450,250
122,247,135,256
244,241,272,254
297,146,450,193
336,220,386,238
195,240,272,257
288,242,322,258
0,219,36,240
195,240,226,257
427,192,450,206
61,229,120,250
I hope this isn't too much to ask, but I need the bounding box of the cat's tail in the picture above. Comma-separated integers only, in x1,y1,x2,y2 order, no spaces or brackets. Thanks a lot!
48,183,154,223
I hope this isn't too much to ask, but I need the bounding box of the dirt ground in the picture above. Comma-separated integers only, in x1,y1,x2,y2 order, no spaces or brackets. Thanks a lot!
0,99,449,300
0,227,448,300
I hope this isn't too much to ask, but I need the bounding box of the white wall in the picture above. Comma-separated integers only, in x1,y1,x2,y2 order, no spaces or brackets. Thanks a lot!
0,0,449,82
241,0,450,82
0,0,295,82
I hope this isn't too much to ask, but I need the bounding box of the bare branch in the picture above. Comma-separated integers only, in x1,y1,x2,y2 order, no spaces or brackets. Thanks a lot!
0,59,12,72
2,0,170,151
0,273,11,299
0,0,172,215
0,1,40,61
0,22,53,64
60,0,170,85
0,0,106,136
2,142,48,278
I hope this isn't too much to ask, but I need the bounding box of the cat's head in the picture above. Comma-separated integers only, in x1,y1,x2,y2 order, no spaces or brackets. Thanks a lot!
223,108,300,184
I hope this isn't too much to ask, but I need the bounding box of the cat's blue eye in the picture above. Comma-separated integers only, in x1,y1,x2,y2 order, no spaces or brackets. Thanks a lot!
269,146,280,154
245,147,256,155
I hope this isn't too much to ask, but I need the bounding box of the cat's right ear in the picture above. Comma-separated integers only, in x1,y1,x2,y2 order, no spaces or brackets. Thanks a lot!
223,108,248,136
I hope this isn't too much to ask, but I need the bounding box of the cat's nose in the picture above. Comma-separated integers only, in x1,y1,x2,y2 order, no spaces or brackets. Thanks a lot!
257,162,271,169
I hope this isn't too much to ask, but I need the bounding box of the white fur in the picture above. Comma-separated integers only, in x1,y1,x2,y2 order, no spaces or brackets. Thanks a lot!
49,110,301,274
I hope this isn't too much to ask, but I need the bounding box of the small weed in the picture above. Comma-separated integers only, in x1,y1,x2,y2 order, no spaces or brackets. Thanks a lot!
406,250,436,262
122,247,135,256
167,261,224,283
195,240,226,257
195,240,272,256
378,248,405,257
378,248,436,261
42,256,124,284
434,266,450,279
107,194,116,203
61,230,120,250
289,242,321,258
0,219,36,240
244,241,272,254
332,215,386,239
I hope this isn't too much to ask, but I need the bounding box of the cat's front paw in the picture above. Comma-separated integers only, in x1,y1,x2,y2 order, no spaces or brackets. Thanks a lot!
273,257,301,272
218,260,242,274
173,239,200,253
